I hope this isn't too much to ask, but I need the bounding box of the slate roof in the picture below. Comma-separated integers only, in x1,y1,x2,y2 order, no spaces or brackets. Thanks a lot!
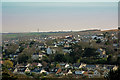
75,71,84,75
17,67,27,72
31,68,42,73
73,63,81,68
86,65,96,68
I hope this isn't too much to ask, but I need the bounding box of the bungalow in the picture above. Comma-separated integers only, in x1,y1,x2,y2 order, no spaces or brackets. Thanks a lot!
96,48,108,58
32,53,43,60
118,54,120,57
73,63,86,69
25,67,30,72
56,68,62,74
106,65,118,71
13,54,18,58
67,70,72,74
32,53,39,60
54,44,58,48
47,47,52,54
103,71,109,78
88,71,94,78
38,43,46,49
65,35,73,39
73,63,81,69
13,68,17,73
79,63,86,68
30,62,38,68
65,63,70,68
74,71,84,75
37,63,42,67
88,74,93,78
113,43,118,47
94,70,101,77
13,66,27,74
63,47,72,53
39,53,43,60
40,69,47,74
64,43,71,48
86,65,97,70
25,63,30,67
59,63,65,68
62,70,68,76
83,71,88,76
113,65,118,71
62,69,72,75
51,68,58,73
15,48,20,53
31,68,47,74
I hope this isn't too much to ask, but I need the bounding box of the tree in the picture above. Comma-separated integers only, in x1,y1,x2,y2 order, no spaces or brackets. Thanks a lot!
77,59,81,63
3,60,13,69
56,63,61,68
19,46,24,53
2,72,17,80
83,48,99,57
70,44,83,63
29,41,35,45
107,55,117,64
54,54,65,62
105,40,110,45
17,47,36,63
96,39,101,43
4,44,19,55
106,67,120,80
17,53,29,64
64,54,73,63
117,57,120,64
46,40,53,46
42,61,48,67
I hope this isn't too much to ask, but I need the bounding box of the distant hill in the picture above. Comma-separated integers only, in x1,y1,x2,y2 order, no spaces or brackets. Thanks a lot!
101,29,118,32
2,29,118,40
80,29,101,32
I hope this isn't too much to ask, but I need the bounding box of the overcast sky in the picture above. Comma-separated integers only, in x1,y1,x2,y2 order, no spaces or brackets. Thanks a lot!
2,0,119,2
2,2,118,33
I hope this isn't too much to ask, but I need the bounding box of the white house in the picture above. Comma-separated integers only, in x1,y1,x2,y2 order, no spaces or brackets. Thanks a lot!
94,70,101,77
97,48,108,58
47,47,52,54
25,63,30,67
65,63,70,68
40,69,47,74
37,63,42,67
25,67,30,72
79,63,86,68
13,68,17,73
32,53,39,60
39,53,43,60
67,70,72,74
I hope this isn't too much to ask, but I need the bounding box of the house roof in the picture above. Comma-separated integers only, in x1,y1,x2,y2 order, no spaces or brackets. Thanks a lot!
31,62,38,66
75,71,84,75
59,63,66,66
106,65,115,69
56,69,62,74
31,68,42,72
37,63,42,67
83,71,88,75
39,43,45,46
86,65,96,68
17,67,27,72
73,63,81,68
63,47,72,50
33,53,39,55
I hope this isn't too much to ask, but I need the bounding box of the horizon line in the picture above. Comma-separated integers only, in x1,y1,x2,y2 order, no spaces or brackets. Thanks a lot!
1,28,118,33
